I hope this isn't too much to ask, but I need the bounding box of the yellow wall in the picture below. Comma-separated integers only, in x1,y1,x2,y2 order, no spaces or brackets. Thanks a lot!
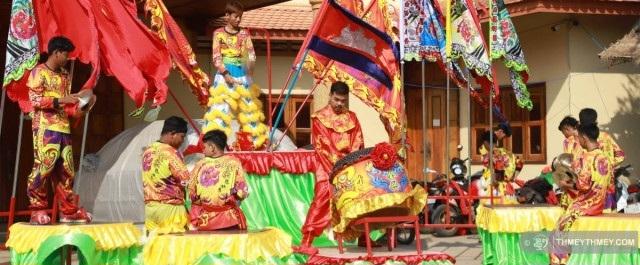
460,13,640,179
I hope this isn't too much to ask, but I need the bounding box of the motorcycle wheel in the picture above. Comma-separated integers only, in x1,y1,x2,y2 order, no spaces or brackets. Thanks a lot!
432,204,462,237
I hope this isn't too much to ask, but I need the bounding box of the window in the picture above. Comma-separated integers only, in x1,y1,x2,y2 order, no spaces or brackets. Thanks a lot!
261,95,313,147
470,83,546,163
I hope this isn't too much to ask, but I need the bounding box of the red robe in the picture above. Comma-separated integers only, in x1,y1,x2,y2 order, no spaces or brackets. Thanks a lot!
300,105,364,244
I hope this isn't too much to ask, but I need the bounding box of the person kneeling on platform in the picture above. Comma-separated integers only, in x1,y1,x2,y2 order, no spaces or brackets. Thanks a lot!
143,116,190,234
188,130,249,231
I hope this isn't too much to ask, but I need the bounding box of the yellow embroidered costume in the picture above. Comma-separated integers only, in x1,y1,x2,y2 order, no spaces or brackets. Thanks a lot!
142,142,190,234
188,155,249,230
203,28,268,149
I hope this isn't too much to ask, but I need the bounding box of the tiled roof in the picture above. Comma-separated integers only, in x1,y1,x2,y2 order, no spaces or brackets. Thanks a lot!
210,0,313,30
241,1,313,30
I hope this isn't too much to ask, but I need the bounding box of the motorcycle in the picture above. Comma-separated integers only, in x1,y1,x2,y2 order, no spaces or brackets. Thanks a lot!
396,146,481,244
615,164,640,213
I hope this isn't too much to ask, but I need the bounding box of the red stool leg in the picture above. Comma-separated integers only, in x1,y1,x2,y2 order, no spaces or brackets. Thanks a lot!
414,218,422,255
392,227,397,249
338,234,344,254
387,228,393,251
365,222,372,257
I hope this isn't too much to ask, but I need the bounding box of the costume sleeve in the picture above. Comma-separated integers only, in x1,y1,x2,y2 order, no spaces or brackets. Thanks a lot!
562,138,571,154
27,67,56,109
169,150,190,183
312,117,335,174
609,136,625,167
481,148,490,168
351,115,364,151
515,155,524,172
478,145,488,156
244,31,256,65
212,31,225,73
188,163,200,202
575,156,596,192
233,161,249,200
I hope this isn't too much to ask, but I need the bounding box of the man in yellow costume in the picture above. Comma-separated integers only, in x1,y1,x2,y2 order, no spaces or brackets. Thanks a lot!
27,36,94,224
579,108,624,212
142,116,190,234
188,130,249,231
203,1,268,149
550,123,613,264
477,131,522,204
556,116,582,208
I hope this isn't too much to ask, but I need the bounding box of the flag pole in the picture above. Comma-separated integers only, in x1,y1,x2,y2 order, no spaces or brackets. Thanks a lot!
268,48,311,148
0,87,6,141
8,112,25,231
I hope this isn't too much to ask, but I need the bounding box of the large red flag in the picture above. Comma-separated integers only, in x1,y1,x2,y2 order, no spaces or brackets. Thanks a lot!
32,0,170,108
92,0,171,107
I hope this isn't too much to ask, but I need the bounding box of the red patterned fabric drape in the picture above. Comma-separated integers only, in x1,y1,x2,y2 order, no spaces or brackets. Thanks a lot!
230,151,319,175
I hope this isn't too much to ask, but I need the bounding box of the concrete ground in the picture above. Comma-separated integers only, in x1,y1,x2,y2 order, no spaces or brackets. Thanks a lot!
0,232,482,265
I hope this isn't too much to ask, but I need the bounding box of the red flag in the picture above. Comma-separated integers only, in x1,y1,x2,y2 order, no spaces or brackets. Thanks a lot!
32,0,170,107
93,0,170,107
34,0,99,91
145,0,210,106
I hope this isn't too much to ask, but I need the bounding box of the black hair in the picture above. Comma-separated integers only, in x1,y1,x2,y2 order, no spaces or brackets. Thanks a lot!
330,81,349,95
558,116,579,131
578,123,599,142
47,36,75,54
497,122,512,137
161,116,188,135
579,108,598,126
225,1,244,15
482,131,498,144
203,129,228,150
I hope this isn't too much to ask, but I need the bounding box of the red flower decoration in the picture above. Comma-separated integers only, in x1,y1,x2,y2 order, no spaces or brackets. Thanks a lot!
10,10,36,40
370,142,398,170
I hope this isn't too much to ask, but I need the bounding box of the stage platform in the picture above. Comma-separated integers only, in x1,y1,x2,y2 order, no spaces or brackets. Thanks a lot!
1,222,484,264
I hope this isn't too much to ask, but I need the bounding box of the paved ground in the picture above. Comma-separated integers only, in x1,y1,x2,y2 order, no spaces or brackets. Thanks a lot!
0,232,482,264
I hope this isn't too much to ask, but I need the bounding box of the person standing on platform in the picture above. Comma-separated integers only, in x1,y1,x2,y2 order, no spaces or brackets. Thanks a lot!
202,1,268,150
27,36,95,225
188,130,249,231
295,81,364,255
143,116,190,234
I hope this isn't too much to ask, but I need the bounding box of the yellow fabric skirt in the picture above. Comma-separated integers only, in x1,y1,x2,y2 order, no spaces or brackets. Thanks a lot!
475,204,563,233
145,202,188,235
143,228,292,265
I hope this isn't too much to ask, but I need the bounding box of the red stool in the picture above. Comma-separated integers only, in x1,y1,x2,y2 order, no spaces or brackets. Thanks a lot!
337,215,422,257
